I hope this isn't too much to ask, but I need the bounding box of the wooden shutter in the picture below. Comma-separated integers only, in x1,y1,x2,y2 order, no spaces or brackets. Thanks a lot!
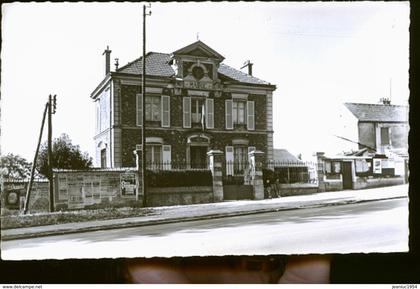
161,95,170,127
162,145,171,170
247,100,255,130
225,99,233,129
206,98,214,129
183,97,191,128
136,93,143,126
225,146,234,176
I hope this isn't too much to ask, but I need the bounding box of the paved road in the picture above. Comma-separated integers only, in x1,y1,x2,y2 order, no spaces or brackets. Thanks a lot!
1,198,408,260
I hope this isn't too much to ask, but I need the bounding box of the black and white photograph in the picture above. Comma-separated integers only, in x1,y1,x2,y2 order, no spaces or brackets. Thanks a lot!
1,1,410,265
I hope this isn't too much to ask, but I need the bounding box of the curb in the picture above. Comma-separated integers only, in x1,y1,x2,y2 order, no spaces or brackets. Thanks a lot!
1,196,406,241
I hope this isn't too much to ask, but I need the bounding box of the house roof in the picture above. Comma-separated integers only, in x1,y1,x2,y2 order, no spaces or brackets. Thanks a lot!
117,53,272,85
344,102,408,122
117,52,174,77
273,149,303,163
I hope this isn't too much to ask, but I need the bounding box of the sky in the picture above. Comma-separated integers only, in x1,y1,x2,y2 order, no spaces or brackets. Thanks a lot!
1,2,410,162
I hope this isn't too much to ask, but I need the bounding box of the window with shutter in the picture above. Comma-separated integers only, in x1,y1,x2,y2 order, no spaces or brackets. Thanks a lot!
191,98,204,124
145,96,161,121
233,101,246,125
161,95,170,127
183,97,191,128
136,93,143,126
225,100,233,129
206,98,214,129
247,100,255,130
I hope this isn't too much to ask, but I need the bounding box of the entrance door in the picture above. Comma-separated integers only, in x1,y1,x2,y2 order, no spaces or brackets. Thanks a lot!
342,161,353,190
190,146,208,169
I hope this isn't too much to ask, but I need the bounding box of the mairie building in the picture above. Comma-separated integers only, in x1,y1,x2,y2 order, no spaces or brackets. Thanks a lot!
91,40,276,175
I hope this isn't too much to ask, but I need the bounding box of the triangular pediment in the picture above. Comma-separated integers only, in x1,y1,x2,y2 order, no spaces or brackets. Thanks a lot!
172,40,225,61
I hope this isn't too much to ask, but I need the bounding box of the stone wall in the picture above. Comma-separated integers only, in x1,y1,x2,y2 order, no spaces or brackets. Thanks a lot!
323,177,344,192
353,176,405,190
276,183,319,197
54,169,140,210
146,186,213,207
223,185,254,200
1,179,49,213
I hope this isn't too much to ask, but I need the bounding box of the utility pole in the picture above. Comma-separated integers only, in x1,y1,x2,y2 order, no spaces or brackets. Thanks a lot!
142,3,151,207
24,102,49,214
48,94,57,212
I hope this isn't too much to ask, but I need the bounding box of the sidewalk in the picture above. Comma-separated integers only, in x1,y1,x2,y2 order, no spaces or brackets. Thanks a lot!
1,184,408,241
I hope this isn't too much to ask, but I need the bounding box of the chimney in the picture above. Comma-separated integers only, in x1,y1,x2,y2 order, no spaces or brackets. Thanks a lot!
241,60,254,76
380,97,391,105
102,46,112,75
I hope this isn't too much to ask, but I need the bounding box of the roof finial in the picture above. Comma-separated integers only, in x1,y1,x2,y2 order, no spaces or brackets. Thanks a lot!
196,32,200,41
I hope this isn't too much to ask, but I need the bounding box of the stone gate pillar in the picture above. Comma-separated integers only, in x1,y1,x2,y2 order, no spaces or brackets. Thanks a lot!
249,150,265,200
316,152,326,192
207,150,224,202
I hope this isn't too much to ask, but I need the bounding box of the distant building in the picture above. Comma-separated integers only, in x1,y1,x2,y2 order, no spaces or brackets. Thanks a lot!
273,149,302,163
90,40,276,173
271,149,315,184
339,100,408,157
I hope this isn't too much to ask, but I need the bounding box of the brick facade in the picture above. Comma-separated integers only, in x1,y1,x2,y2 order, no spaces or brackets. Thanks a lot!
91,41,276,171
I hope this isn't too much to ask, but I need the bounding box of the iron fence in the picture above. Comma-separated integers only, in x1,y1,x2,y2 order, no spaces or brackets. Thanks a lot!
222,160,252,185
145,161,209,171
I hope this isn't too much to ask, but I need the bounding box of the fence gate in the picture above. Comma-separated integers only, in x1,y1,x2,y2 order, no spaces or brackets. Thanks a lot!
342,161,353,190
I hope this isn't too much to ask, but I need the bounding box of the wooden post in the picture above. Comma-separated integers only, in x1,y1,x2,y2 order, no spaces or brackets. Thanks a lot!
48,95,54,212
24,103,48,214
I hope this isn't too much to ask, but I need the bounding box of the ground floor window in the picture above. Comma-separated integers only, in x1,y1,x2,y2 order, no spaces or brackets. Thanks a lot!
146,145,162,169
325,161,341,174
234,146,248,174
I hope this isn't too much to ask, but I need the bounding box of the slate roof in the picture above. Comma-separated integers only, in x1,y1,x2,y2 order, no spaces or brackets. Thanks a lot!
344,102,408,122
117,52,174,77
117,52,272,85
